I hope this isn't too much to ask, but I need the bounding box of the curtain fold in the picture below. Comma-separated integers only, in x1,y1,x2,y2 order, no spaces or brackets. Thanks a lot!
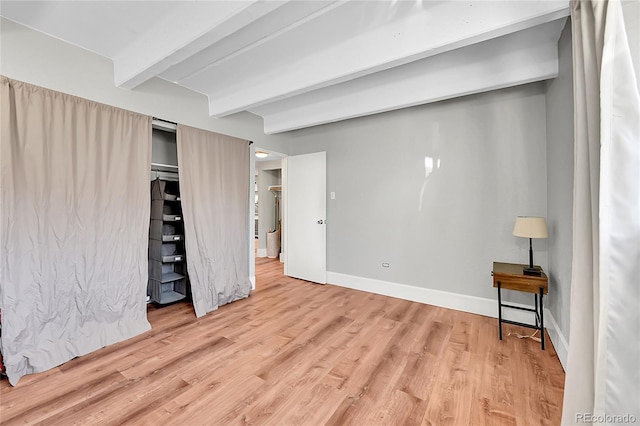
563,1,640,423
0,77,152,385
176,125,251,318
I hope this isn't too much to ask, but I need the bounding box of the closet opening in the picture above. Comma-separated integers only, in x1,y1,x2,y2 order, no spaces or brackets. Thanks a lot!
148,120,192,310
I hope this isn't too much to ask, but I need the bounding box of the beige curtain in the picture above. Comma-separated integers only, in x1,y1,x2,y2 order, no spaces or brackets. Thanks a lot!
0,77,152,385
563,1,640,423
176,125,251,318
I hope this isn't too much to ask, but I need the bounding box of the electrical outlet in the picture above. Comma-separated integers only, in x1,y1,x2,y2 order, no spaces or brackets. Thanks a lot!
330,192,335,200
382,263,390,268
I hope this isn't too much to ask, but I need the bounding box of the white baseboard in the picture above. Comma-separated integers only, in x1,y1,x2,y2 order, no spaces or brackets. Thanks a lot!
327,271,526,320
545,310,569,369
250,276,256,290
326,271,568,367
257,248,267,258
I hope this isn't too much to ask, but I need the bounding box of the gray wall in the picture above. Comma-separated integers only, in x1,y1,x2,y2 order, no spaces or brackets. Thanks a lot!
622,0,640,91
288,83,549,302
545,21,574,346
151,129,178,166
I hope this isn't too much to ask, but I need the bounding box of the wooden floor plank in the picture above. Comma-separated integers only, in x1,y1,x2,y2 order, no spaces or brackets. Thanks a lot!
0,255,565,425
0,371,129,425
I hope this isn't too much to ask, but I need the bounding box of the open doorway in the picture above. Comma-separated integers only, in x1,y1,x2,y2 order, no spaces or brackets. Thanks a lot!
254,149,285,262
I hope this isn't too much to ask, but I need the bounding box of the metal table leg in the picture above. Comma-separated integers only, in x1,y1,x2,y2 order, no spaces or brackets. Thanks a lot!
498,281,503,340
540,287,545,350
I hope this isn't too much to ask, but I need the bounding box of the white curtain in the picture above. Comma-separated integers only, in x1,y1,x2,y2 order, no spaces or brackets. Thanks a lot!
176,125,252,318
0,77,152,385
563,1,640,423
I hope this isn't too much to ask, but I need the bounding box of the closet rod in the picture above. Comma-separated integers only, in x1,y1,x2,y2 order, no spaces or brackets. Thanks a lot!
151,169,179,174
151,163,179,179
151,162,178,169
152,117,177,125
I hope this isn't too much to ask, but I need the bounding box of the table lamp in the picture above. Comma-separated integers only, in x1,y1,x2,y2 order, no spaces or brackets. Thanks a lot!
513,216,548,276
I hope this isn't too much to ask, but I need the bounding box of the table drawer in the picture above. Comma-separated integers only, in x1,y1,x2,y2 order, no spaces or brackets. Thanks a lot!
493,272,548,294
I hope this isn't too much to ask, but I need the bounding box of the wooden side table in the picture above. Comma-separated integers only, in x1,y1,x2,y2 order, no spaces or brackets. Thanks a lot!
492,262,549,349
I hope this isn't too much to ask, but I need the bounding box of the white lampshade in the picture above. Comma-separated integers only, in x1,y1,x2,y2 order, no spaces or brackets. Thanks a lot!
513,216,548,239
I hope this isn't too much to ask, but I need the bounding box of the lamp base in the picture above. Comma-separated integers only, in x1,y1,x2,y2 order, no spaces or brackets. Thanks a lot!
523,267,542,276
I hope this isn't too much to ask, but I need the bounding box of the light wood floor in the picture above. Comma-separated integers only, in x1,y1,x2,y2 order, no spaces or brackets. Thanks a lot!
0,257,565,425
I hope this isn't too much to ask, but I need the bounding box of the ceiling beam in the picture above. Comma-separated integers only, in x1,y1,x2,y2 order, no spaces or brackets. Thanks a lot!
113,1,288,89
196,0,568,118
159,1,340,84
251,19,567,134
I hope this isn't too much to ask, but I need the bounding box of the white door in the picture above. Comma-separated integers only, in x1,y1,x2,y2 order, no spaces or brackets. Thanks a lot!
283,152,326,283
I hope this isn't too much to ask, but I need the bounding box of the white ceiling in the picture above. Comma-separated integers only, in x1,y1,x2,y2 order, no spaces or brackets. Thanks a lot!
1,0,569,134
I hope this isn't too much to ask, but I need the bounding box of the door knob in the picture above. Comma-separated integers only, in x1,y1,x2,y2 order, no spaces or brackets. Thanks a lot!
317,219,325,224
